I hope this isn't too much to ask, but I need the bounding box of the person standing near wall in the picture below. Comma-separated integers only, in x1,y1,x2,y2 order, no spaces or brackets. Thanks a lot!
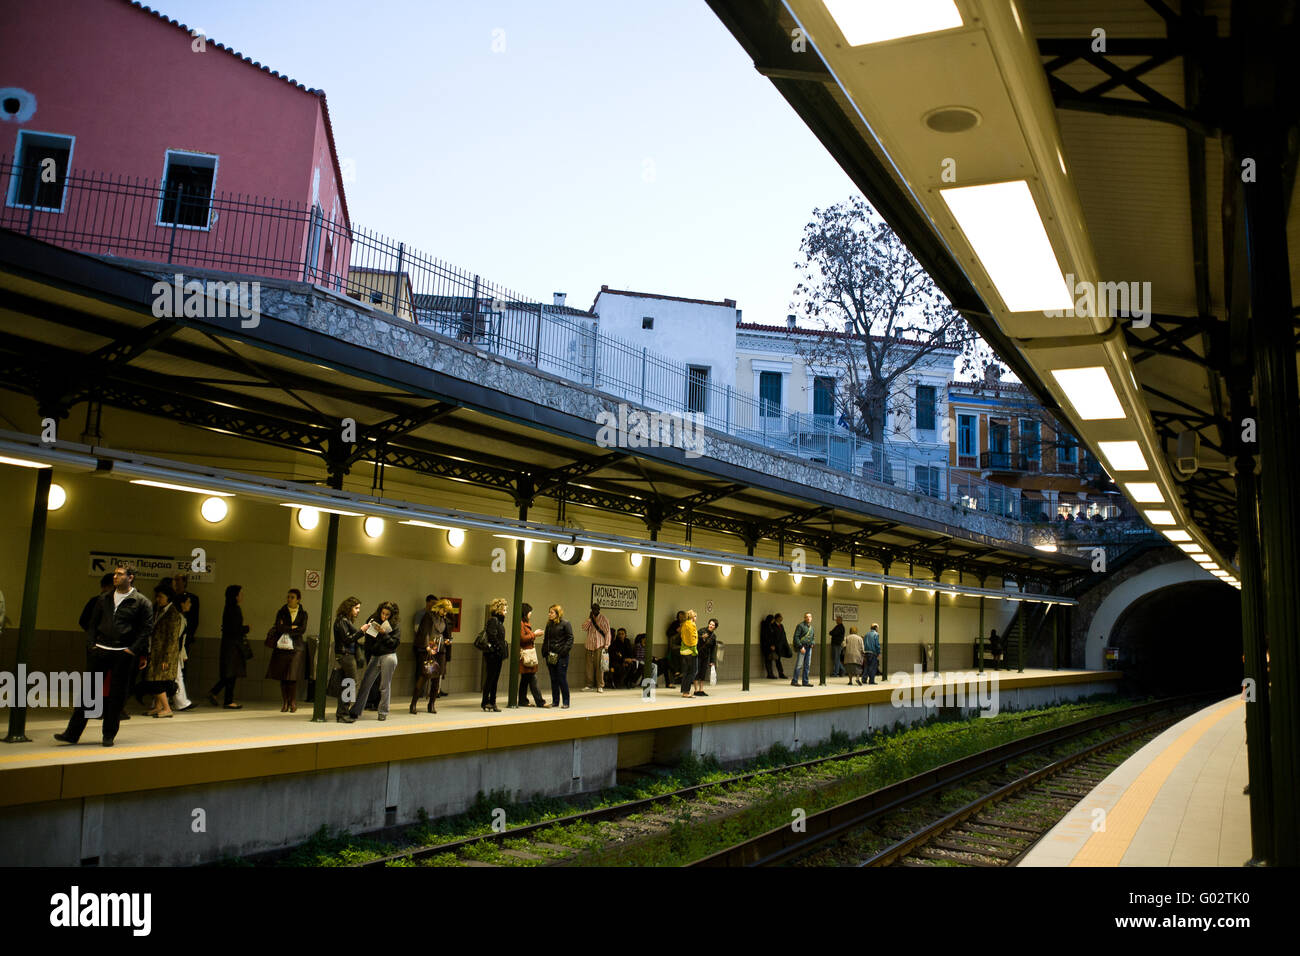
543,604,574,709
411,594,437,695
480,597,508,712
581,602,612,693
56,564,153,747
864,623,881,685
411,595,450,714
210,584,247,709
844,627,865,686
517,603,547,707
333,597,362,723
830,615,846,677
694,618,718,696
351,601,400,721
266,588,308,713
678,609,699,699
140,581,185,718
773,613,791,679
791,612,814,687
171,572,199,711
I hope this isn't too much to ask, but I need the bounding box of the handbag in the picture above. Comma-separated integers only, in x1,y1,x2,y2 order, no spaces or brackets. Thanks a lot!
547,652,559,666
275,633,295,651
240,638,254,661
600,649,610,672
473,628,490,652
422,657,440,677
326,664,343,697
521,647,538,668
709,663,717,686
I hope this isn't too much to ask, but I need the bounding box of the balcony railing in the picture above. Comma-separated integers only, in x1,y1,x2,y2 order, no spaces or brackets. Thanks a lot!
0,156,1135,530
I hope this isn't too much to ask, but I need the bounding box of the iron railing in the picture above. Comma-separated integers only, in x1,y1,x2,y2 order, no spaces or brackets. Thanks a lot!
0,157,1154,532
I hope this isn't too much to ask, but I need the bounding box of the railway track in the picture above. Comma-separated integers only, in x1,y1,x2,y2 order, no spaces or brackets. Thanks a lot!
687,695,1203,867
868,718,1172,867
345,698,1191,867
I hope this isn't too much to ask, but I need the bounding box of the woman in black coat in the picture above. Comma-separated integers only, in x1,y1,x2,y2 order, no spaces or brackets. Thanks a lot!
480,597,508,712
694,618,718,696
210,584,247,709
542,604,574,709
265,588,309,713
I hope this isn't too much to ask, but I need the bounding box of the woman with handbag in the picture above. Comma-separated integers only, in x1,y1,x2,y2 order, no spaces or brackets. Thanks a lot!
542,604,574,709
517,603,547,707
480,597,508,712
209,584,248,709
265,588,309,713
410,597,452,714
333,597,363,723
350,602,400,721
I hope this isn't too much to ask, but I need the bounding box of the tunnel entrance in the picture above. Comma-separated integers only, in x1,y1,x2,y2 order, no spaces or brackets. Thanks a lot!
1109,582,1242,697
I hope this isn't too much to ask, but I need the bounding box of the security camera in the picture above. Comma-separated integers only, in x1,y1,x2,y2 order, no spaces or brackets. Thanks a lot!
1175,431,1199,476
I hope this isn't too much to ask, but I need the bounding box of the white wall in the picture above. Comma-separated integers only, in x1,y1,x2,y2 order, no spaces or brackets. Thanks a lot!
593,291,737,391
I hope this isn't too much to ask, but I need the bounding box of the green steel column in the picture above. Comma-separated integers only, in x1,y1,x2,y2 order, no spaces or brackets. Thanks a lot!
932,585,940,676
881,584,889,677
1242,129,1300,867
1236,454,1272,863
311,510,341,722
507,501,527,708
5,467,52,743
977,596,985,675
642,527,658,682
1052,606,1060,671
742,541,754,692
818,555,828,686
1016,599,1024,673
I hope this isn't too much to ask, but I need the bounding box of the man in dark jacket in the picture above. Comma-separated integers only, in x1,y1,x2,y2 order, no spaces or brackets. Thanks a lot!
830,615,846,677
56,564,153,747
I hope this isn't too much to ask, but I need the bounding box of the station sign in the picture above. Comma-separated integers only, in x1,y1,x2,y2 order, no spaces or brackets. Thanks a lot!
832,602,859,622
592,583,638,611
88,551,218,584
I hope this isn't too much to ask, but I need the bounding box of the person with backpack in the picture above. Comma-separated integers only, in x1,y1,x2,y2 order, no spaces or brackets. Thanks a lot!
478,597,508,712
542,604,574,709
791,612,815,687
350,601,400,721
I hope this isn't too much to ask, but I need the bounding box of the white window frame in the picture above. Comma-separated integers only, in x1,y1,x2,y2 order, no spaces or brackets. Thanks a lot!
752,359,790,417
6,129,76,213
156,149,219,231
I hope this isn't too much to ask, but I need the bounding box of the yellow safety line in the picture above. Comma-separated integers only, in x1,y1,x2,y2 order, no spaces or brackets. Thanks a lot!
1069,699,1243,867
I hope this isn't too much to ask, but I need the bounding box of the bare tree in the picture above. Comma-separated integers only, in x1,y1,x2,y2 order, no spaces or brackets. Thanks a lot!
790,196,1003,443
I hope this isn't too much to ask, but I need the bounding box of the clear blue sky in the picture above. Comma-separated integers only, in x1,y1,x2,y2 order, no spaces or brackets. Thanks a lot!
154,0,859,320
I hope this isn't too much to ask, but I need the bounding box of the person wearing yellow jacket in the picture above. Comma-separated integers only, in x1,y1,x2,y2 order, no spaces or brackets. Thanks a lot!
679,610,699,699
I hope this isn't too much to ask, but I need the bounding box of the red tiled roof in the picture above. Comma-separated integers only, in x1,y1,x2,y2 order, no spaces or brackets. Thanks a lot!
591,285,737,312
124,1,351,227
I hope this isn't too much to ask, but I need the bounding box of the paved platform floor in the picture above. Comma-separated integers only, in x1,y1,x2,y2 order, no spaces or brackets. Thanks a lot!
1,666,1097,768
1019,696,1252,867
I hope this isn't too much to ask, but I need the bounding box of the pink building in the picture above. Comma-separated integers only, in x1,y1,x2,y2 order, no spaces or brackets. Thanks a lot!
0,0,350,284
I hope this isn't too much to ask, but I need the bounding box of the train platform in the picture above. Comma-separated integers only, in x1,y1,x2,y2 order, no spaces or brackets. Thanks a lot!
1019,696,1251,867
0,667,1119,864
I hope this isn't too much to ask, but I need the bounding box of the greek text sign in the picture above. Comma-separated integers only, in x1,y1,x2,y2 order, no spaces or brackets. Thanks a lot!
592,584,638,611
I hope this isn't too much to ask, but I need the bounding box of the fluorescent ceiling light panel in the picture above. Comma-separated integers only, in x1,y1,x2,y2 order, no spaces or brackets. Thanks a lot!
1124,482,1164,503
282,503,362,517
1051,367,1126,420
1098,441,1149,472
823,0,962,45
940,181,1072,313
1144,509,1176,526
0,455,52,468
1162,529,1192,542
1178,544,1205,555
1192,554,1213,564
132,479,234,497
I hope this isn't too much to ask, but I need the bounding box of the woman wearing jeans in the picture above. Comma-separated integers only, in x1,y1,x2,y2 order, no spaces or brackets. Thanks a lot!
542,604,574,709
517,604,547,707
351,601,400,721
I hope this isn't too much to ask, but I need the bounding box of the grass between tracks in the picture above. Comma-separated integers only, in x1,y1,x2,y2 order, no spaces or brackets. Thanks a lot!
238,694,1141,866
